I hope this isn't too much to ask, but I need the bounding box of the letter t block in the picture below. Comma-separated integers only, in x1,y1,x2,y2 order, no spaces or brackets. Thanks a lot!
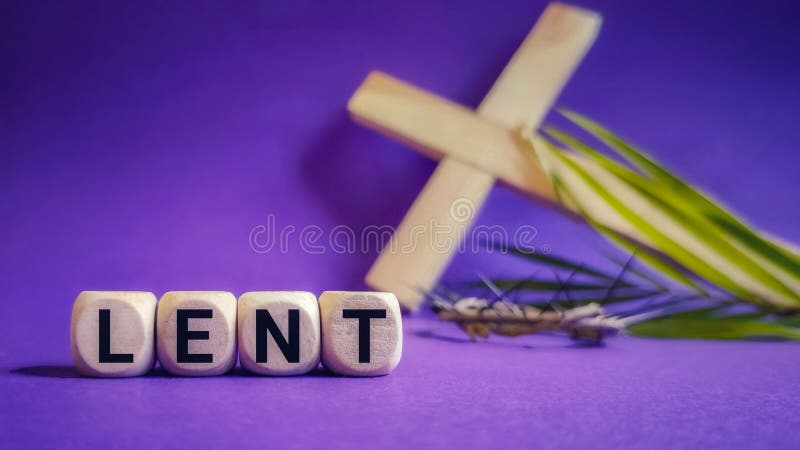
319,291,402,376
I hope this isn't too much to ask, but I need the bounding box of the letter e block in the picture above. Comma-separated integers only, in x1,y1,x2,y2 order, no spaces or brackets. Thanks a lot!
238,291,321,375
319,291,402,376
70,291,157,377
156,291,237,376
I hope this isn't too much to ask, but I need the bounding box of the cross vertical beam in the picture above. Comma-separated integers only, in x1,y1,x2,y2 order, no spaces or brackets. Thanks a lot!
355,3,601,310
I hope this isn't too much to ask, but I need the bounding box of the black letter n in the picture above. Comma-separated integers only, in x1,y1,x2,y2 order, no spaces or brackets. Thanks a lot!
256,309,300,363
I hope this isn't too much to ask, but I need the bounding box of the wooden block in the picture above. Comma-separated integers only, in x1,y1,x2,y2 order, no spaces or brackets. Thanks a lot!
352,3,602,310
237,291,321,376
156,291,237,376
319,291,402,376
70,291,157,377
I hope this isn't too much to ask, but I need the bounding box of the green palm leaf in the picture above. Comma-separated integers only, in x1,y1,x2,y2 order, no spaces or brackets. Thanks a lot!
559,109,800,279
533,136,709,294
526,115,800,309
627,309,800,340
539,138,752,297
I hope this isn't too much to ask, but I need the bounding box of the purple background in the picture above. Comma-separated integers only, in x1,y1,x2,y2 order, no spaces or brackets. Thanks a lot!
2,0,800,448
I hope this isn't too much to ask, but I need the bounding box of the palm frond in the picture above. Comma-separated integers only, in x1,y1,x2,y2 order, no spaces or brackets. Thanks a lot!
526,112,800,309
431,111,800,343
626,309,800,341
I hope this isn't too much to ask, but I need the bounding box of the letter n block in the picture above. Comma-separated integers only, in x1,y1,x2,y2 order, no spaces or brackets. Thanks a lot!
319,291,402,376
156,291,237,376
237,291,321,375
70,291,157,377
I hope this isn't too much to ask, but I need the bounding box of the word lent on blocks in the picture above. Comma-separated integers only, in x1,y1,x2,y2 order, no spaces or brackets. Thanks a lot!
70,291,402,377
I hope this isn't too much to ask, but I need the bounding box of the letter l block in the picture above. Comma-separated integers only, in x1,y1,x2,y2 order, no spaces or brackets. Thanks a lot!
70,291,157,377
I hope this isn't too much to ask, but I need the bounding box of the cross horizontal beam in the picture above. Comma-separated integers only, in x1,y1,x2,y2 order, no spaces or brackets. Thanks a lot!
349,68,653,264
349,71,560,204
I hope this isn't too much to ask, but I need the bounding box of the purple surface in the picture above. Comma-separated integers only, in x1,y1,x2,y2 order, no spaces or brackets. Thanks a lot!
2,0,800,448
4,318,800,449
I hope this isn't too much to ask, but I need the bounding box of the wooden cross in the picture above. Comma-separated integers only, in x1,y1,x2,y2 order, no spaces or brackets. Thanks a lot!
349,3,602,310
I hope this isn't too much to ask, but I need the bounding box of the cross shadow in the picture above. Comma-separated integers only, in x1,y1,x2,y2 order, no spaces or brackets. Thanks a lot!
414,329,474,344
298,111,434,290
300,112,432,230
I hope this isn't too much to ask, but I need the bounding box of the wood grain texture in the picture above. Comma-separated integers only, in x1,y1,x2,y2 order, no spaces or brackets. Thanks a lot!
238,291,321,376
477,3,601,130
349,71,557,202
156,291,238,376
70,291,157,377
354,3,602,310
319,291,402,376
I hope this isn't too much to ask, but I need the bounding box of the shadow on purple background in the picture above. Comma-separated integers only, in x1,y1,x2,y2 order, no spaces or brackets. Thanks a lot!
2,0,799,448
